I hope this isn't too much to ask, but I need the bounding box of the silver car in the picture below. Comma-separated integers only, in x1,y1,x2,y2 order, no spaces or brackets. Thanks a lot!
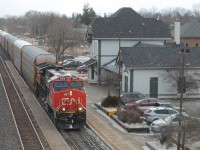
150,114,180,132
143,107,179,123
158,102,185,112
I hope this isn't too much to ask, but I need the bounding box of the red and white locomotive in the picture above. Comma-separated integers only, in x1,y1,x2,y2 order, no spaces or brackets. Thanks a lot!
0,30,86,129
35,64,86,129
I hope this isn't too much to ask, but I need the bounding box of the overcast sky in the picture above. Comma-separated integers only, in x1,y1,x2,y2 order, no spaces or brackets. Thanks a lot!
0,0,200,17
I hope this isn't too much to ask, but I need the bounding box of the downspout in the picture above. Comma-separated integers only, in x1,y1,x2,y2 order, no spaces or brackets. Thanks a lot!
98,40,101,85
130,69,133,92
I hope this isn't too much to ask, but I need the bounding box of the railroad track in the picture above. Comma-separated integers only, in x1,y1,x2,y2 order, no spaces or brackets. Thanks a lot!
60,127,108,150
0,56,45,150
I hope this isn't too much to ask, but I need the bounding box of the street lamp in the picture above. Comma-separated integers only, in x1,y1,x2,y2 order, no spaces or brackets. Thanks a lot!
177,48,190,150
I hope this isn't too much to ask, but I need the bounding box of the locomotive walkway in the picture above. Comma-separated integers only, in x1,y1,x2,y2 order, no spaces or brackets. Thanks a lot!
6,61,70,150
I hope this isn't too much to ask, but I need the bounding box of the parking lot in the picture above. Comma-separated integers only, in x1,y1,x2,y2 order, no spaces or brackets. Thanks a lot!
85,82,200,149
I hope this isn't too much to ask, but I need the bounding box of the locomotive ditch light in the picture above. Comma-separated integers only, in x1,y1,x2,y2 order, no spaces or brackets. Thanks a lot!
78,107,82,111
62,108,66,111
70,91,72,96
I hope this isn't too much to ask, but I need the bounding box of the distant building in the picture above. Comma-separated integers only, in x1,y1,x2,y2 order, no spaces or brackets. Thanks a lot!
171,21,200,47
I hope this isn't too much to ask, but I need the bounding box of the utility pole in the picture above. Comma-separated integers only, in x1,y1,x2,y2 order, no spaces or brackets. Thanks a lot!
118,32,122,106
177,48,190,150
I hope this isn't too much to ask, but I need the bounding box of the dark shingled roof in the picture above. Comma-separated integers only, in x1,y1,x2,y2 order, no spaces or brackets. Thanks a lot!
171,22,200,38
83,58,97,66
90,7,171,39
102,58,119,74
120,46,200,68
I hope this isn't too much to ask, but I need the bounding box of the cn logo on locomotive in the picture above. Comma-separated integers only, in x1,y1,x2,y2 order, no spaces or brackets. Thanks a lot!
62,97,81,106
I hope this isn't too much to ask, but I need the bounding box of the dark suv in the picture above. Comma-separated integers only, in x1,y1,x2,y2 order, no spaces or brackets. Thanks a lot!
63,60,83,68
120,92,146,104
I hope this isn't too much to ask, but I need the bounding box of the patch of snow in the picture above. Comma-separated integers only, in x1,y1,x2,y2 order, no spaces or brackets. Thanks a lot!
95,102,101,105
74,56,90,63
112,115,149,128
143,146,150,150
146,141,177,150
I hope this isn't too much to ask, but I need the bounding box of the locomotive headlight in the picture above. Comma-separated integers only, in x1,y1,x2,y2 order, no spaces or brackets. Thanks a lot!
78,107,82,111
62,108,66,111
70,91,72,96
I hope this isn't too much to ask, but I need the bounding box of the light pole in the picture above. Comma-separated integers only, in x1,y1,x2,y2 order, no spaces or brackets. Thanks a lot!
177,48,190,150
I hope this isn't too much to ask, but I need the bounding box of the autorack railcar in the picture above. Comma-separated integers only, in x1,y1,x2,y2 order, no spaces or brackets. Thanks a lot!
13,40,32,72
4,34,19,58
0,30,9,50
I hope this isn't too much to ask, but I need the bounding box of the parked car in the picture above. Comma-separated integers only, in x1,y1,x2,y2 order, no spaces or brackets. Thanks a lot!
125,98,160,110
58,59,74,65
150,114,181,132
77,65,88,73
143,107,179,123
58,55,74,65
151,113,190,132
157,102,185,112
120,92,146,104
63,60,83,68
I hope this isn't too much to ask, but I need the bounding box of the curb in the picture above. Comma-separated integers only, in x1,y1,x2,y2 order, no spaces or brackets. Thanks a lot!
94,102,150,133
111,115,150,133
145,142,156,150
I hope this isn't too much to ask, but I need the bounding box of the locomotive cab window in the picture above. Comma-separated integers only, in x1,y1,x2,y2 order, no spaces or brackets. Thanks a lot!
54,81,68,92
70,81,84,91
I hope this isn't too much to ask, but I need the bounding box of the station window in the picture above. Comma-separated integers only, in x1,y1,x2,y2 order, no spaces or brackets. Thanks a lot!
196,42,199,47
185,42,189,47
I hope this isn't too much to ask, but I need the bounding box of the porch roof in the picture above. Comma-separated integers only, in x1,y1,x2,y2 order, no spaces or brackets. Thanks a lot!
102,58,120,74
83,58,97,66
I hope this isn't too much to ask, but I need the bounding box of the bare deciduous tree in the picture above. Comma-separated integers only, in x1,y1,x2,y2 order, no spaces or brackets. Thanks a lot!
161,53,200,93
193,3,200,18
47,15,83,62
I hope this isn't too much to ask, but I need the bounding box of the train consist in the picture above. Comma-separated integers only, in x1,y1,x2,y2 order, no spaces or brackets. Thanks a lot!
0,30,86,129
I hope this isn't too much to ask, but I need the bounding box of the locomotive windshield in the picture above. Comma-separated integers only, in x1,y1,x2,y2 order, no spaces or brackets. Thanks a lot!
54,81,68,92
70,81,84,91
